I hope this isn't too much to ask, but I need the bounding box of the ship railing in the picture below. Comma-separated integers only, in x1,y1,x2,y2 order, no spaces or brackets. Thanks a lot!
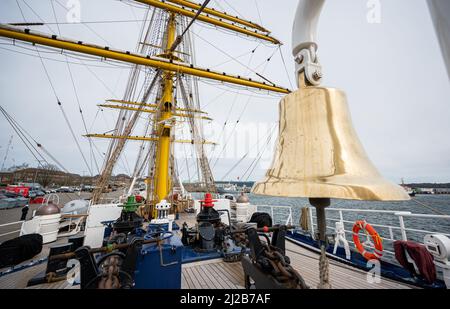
255,205,294,226
89,197,120,205
252,204,450,260
0,220,23,238
58,213,89,238
308,207,450,259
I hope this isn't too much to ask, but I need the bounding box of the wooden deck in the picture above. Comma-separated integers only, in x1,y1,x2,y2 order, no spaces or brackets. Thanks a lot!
182,259,245,289
284,241,413,289
177,211,413,289
180,240,414,289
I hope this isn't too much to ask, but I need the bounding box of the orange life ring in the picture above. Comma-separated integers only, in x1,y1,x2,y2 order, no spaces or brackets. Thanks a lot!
352,220,383,260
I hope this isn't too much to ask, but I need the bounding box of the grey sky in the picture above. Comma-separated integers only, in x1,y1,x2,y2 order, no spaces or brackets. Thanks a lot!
0,0,449,183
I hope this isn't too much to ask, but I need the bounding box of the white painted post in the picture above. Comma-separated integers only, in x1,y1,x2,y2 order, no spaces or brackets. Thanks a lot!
286,208,293,226
309,207,315,239
389,227,394,241
398,215,408,241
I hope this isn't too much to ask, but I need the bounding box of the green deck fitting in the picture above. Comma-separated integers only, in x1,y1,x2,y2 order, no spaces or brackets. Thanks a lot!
121,195,142,212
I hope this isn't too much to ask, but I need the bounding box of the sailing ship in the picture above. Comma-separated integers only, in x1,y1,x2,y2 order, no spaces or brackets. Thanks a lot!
0,0,449,290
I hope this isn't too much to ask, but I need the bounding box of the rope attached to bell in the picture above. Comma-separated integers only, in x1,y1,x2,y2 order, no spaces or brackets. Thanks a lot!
309,198,332,289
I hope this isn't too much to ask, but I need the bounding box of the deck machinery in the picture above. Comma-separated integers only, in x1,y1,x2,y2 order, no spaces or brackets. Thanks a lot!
181,193,234,252
26,191,305,289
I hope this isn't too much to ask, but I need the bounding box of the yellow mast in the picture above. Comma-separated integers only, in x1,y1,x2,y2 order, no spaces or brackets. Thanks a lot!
154,13,177,205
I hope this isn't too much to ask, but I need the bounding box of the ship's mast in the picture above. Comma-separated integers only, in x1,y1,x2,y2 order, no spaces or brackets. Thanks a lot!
154,12,176,204
0,0,285,212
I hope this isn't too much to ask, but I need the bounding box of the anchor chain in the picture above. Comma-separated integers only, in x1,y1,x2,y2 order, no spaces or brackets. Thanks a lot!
262,243,309,289
98,255,122,289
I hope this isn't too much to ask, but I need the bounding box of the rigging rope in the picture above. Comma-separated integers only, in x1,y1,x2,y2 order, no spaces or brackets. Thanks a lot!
1,135,13,171
0,105,69,172
168,0,211,52
207,42,262,167
318,245,332,289
209,44,278,172
3,123,46,168
241,124,277,181
278,46,294,90
50,0,100,175
57,101,93,176
178,74,216,190
411,198,447,216
194,21,275,48
53,0,113,47
19,0,142,178
220,123,277,181
0,43,135,70
37,144,68,173
14,0,27,26
0,106,45,165
19,0,56,33
221,0,246,20
11,0,155,180
190,30,271,82
34,41,94,175
49,0,61,34
15,0,95,176
210,93,251,170
9,19,154,25
254,0,264,27
7,1,287,186
208,90,241,167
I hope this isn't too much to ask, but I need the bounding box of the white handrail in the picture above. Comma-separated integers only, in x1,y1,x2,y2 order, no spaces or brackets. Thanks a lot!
0,221,24,238
0,220,24,228
326,208,411,214
399,213,450,219
312,207,450,240
255,205,294,226
253,204,450,260
0,229,21,238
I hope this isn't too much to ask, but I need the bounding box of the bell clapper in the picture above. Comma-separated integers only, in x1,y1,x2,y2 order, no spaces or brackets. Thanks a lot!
309,198,332,289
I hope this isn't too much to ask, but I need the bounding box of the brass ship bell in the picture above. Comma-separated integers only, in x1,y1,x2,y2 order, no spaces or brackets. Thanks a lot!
252,0,409,202
251,0,409,289
252,75,409,202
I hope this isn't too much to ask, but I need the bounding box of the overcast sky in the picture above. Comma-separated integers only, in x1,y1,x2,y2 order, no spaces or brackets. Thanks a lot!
0,0,449,183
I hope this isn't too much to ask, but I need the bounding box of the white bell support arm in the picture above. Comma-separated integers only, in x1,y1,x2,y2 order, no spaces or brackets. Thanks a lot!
292,0,325,86
427,0,450,80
